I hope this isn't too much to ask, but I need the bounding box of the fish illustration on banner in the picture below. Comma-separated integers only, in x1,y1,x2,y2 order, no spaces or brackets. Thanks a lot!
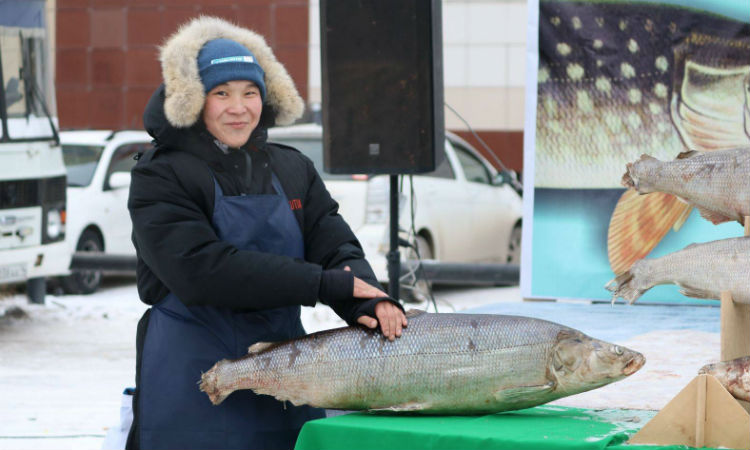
609,33,750,275
529,0,750,301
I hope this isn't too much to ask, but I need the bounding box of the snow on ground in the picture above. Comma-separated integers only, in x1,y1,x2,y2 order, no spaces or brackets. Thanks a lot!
0,280,724,450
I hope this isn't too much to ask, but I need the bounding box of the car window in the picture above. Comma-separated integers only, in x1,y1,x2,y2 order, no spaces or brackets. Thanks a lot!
422,150,455,179
62,145,104,187
268,138,352,180
105,142,152,187
453,143,491,184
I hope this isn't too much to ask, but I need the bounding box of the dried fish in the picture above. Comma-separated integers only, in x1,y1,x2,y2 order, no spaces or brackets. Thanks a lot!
200,310,645,414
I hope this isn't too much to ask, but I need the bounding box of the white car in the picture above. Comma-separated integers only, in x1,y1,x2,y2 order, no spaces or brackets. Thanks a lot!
60,130,151,293
267,124,523,291
59,125,522,295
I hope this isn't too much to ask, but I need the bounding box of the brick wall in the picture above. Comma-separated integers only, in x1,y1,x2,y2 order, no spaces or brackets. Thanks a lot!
452,130,524,174
55,0,309,130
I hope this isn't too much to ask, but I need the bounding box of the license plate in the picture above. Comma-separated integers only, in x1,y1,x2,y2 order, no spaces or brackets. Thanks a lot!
0,263,27,283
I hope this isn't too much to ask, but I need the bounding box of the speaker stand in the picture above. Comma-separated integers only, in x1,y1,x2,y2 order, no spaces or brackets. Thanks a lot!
387,175,401,299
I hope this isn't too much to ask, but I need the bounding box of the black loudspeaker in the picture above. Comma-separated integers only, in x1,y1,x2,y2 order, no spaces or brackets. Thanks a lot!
320,0,445,174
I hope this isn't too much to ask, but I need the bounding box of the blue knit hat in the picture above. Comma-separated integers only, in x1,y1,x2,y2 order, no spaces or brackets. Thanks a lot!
197,38,266,99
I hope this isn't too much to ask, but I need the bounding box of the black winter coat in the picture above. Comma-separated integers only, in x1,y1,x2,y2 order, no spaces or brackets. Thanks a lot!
128,85,383,323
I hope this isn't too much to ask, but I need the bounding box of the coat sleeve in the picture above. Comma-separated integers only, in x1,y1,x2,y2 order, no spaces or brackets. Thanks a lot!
300,156,380,285
298,156,396,323
128,156,322,309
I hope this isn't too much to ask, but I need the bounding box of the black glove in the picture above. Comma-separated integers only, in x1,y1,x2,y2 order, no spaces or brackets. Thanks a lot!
318,269,404,327
349,296,405,327
318,269,354,304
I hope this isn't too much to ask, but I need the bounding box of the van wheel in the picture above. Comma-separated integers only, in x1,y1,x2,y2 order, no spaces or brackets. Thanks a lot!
27,277,46,304
61,229,103,295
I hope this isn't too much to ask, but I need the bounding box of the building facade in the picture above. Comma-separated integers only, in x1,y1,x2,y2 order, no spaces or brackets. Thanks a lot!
55,0,525,172
55,0,309,130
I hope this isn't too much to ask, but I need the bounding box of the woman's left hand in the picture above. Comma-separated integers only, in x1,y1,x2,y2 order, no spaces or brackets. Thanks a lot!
343,266,407,341
357,300,408,341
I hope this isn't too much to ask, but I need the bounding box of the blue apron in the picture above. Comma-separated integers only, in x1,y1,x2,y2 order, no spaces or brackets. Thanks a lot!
138,174,325,450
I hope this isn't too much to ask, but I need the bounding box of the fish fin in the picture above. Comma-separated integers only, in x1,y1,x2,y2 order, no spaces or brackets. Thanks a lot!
677,284,716,300
621,154,658,190
248,342,274,354
605,272,631,293
493,382,555,403
697,207,732,225
405,309,427,318
556,329,582,341
621,163,636,189
605,267,653,305
676,150,701,159
672,205,693,231
199,363,233,405
681,242,702,251
369,402,429,412
607,190,690,275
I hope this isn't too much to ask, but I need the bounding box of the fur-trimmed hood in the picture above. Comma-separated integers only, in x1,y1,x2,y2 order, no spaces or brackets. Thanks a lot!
159,16,304,128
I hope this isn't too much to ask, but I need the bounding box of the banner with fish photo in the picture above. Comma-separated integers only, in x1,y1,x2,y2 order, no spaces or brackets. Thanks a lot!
521,0,750,303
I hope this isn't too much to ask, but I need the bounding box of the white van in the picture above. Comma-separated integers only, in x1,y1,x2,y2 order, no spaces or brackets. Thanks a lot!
60,130,151,294
0,1,70,303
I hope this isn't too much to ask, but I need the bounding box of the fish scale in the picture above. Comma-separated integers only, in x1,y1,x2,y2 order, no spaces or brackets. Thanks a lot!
199,311,644,414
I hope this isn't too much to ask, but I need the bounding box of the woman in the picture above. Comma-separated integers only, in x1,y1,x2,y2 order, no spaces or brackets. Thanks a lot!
126,16,407,450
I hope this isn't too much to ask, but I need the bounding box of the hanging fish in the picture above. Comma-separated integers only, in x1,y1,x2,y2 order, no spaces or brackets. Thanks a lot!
699,356,750,402
622,147,750,225
606,237,750,304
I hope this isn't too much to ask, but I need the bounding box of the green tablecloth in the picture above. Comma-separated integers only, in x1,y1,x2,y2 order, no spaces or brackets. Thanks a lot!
295,406,718,450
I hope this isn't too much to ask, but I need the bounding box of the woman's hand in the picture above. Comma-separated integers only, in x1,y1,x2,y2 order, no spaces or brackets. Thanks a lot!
344,266,408,341
357,300,408,341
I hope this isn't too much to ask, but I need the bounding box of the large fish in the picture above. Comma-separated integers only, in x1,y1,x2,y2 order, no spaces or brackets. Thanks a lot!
606,237,750,304
699,356,750,402
622,148,750,225
199,310,644,414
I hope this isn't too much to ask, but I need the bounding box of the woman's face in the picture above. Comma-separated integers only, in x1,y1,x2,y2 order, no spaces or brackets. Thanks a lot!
202,80,263,148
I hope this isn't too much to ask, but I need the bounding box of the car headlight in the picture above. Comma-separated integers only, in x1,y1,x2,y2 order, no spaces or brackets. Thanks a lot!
46,209,62,239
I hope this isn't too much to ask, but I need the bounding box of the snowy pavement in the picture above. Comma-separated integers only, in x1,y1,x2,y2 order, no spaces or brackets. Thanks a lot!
0,279,722,450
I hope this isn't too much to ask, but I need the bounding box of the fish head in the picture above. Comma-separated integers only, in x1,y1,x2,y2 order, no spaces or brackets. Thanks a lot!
549,329,645,395
698,361,719,376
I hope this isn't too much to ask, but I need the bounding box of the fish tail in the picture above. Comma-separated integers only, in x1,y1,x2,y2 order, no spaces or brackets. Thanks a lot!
622,154,659,191
199,361,233,405
605,268,650,305
621,163,636,189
